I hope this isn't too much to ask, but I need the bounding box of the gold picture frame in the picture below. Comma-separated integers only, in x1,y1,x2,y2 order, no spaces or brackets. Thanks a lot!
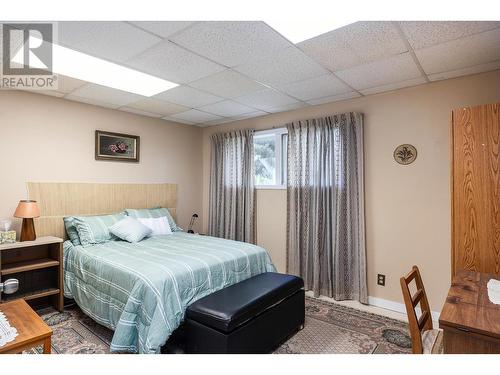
95,130,140,163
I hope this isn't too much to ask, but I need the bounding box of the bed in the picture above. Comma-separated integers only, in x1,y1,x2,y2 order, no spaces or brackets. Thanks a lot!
64,232,275,353
27,182,276,354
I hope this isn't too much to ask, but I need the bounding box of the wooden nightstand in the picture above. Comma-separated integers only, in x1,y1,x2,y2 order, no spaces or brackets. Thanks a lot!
0,236,63,311
0,299,52,354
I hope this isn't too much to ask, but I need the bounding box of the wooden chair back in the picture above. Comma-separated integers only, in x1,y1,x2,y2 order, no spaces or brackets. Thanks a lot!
400,265,433,354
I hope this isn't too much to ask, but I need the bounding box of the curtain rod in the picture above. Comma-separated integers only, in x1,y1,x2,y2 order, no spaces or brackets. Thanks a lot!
255,125,287,132
253,112,359,132
213,112,358,134
211,124,286,136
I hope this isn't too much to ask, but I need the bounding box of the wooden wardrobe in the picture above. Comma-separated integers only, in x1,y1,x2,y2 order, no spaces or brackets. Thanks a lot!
451,102,500,276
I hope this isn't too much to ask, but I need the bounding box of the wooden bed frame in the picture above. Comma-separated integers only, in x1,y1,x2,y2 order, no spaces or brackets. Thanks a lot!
27,182,177,239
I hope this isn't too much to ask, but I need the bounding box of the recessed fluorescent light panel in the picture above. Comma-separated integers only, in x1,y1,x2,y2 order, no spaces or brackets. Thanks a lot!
266,20,354,44
13,36,178,97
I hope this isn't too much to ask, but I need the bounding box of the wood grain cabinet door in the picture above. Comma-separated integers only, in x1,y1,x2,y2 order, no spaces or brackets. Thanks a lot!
452,103,500,276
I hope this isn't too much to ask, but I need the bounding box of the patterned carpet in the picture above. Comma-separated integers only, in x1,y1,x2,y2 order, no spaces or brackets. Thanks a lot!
275,297,412,354
30,297,414,354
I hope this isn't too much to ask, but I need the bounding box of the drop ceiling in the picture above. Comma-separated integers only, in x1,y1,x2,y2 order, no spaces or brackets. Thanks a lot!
16,21,500,126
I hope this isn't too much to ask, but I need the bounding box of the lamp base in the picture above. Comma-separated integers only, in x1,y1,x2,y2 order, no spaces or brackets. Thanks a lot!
20,218,36,242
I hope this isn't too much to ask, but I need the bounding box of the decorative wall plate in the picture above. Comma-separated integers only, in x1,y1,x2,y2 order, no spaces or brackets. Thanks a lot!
394,144,417,165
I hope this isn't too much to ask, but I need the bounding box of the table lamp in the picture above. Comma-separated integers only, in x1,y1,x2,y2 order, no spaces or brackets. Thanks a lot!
13,200,40,242
187,213,198,234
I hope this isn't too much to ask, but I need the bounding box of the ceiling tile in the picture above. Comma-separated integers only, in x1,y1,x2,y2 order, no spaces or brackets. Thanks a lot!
119,106,164,118
201,111,269,126
267,102,309,113
22,75,86,97
233,46,328,86
29,90,65,98
67,84,144,107
298,21,408,71
154,85,223,107
58,22,162,63
277,74,352,101
400,21,500,50
170,21,292,67
170,109,223,123
162,116,196,125
415,28,500,75
189,69,267,98
235,89,299,111
54,75,87,93
360,77,427,95
202,118,239,126
427,60,500,82
306,91,361,105
199,100,257,117
64,95,120,109
335,53,422,90
232,110,269,120
129,21,194,38
126,98,188,116
126,40,226,84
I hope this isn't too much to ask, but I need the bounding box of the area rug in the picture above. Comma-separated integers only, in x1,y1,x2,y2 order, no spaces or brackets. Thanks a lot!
274,297,412,354
29,297,415,354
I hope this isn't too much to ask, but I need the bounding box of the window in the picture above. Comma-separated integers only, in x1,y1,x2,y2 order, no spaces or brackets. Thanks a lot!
254,128,287,188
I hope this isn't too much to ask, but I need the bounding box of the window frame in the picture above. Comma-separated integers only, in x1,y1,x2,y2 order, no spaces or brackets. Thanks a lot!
254,127,288,190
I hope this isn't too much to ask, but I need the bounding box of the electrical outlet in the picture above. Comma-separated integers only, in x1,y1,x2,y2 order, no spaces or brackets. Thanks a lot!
377,274,386,286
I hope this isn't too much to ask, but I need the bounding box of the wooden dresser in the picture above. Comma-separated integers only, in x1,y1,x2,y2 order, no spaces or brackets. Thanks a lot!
439,270,500,353
451,102,500,276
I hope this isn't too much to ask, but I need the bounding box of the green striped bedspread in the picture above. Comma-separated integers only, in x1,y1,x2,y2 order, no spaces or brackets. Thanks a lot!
63,232,276,353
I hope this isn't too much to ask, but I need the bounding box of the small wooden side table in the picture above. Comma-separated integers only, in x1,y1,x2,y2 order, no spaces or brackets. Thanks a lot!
0,299,52,354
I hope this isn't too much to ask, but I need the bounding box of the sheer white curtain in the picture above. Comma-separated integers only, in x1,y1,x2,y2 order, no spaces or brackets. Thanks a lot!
286,112,367,303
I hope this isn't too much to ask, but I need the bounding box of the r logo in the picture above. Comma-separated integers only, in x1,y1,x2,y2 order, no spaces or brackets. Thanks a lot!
2,23,53,75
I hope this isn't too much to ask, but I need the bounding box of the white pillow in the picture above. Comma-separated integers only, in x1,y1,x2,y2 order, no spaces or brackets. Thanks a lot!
109,217,152,243
137,217,172,236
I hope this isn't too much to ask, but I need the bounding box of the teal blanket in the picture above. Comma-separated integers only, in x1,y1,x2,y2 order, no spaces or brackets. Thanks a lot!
63,232,276,353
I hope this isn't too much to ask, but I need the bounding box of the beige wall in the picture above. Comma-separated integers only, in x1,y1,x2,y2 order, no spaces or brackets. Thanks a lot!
202,70,500,311
255,189,288,272
0,91,203,234
2,70,500,313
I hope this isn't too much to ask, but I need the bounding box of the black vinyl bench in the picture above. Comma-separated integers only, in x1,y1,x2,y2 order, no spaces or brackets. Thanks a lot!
185,272,305,354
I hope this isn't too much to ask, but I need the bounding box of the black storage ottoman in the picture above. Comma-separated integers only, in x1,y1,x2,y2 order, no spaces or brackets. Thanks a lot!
185,272,305,354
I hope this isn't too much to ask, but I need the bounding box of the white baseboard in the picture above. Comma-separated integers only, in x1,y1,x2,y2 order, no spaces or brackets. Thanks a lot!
368,296,440,322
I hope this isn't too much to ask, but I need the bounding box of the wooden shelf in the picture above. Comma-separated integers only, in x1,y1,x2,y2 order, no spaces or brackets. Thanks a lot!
4,288,60,302
0,236,63,251
1,258,60,276
0,236,64,311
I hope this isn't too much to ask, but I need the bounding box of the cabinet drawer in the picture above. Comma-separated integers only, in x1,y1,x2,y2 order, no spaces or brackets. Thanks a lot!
442,325,500,354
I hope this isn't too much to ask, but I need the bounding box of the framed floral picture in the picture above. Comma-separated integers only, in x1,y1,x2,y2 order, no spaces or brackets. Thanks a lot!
95,130,140,162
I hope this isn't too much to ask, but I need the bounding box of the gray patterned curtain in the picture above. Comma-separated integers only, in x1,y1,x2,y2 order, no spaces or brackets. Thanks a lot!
208,129,255,243
286,112,367,303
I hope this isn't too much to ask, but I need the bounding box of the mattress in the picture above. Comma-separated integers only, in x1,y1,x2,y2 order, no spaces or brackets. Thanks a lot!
63,232,276,353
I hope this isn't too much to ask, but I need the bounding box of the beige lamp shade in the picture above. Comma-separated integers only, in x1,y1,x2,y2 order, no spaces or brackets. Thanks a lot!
14,200,40,218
